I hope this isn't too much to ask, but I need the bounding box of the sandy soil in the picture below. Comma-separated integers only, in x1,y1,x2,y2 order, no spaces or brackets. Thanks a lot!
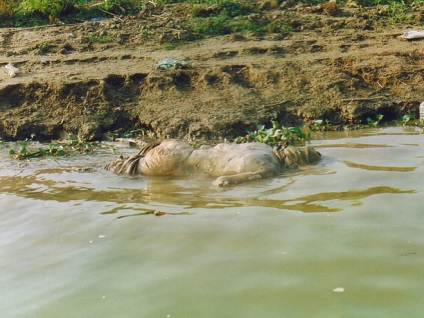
0,2,423,141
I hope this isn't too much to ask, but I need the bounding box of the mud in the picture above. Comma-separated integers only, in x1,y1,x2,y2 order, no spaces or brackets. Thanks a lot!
0,2,423,141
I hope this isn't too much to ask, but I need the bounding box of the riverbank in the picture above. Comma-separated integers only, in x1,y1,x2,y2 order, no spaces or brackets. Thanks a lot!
1,1,423,141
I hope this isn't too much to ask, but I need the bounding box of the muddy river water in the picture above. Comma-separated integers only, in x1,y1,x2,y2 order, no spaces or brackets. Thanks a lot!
1,126,423,318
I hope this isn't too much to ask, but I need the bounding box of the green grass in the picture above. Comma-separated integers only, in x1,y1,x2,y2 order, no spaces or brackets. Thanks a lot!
87,31,113,44
0,0,143,26
186,0,291,37
155,0,242,4
1,0,423,28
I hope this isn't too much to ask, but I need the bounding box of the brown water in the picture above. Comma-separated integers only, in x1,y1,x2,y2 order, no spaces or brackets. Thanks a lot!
1,126,424,318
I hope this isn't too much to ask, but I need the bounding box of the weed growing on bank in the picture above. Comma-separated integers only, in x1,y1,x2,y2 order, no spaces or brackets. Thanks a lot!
1,0,422,28
9,135,96,160
0,0,143,26
235,121,311,146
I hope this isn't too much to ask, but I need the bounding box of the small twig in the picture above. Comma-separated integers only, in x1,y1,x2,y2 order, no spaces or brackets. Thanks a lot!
263,100,291,107
97,8,124,21
117,210,194,219
151,14,168,19
340,97,384,102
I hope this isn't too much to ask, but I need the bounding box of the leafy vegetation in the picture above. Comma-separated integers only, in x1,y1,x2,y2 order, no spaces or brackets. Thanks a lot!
20,0,76,19
187,0,291,37
303,0,422,6
9,135,95,160
366,114,384,127
1,0,421,28
36,41,53,54
235,121,311,146
0,0,144,25
312,113,424,130
394,114,414,126
87,31,113,44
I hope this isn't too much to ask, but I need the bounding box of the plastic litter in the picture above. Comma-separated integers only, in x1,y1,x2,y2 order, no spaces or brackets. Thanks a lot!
5,63,19,78
399,30,424,40
155,58,187,70
90,17,106,22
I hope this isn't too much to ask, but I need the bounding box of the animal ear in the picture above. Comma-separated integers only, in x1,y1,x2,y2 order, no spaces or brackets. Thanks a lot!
138,141,161,157
282,146,307,168
274,140,289,151
305,146,321,162
272,145,285,162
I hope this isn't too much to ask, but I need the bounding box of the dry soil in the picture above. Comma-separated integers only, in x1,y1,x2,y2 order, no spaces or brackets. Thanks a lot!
1,2,423,141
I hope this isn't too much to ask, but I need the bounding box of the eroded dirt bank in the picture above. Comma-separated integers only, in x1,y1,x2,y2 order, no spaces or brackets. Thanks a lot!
0,3,423,141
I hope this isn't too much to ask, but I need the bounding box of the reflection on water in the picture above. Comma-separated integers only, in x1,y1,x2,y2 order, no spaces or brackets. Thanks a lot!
1,126,424,318
342,160,417,172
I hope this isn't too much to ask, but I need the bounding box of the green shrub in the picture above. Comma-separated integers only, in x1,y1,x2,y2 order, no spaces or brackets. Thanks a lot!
190,15,231,36
37,41,53,54
156,0,230,4
101,0,142,14
87,31,113,43
192,0,251,18
219,1,249,17
0,0,15,19
21,0,76,19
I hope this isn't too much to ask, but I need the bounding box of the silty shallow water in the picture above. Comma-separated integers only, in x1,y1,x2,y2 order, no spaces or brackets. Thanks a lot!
1,126,423,318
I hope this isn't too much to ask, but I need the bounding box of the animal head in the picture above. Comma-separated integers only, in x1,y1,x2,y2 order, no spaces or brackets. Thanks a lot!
273,142,321,168
105,141,162,175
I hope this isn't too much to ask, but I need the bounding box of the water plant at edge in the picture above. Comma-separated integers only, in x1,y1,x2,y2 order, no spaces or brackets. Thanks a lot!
9,135,95,160
394,114,414,126
235,121,311,146
367,114,384,127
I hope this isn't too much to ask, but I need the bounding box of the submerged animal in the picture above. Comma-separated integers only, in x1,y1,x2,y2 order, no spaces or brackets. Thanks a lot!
105,139,321,187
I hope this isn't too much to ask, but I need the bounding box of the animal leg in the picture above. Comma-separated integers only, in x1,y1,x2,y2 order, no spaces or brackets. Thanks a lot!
212,172,263,187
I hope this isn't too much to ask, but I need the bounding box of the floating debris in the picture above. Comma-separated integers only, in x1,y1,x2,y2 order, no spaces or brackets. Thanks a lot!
155,58,187,70
333,287,345,293
5,63,20,78
90,17,106,22
117,210,194,219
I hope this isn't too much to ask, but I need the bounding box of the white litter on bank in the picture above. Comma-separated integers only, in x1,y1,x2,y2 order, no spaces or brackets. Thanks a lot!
5,63,20,77
399,30,424,40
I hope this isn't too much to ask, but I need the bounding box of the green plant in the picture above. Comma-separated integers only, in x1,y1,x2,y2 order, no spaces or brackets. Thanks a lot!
155,0,234,4
21,0,76,21
219,1,249,18
313,119,332,130
9,135,95,160
8,140,63,159
387,1,413,24
394,114,414,126
87,31,113,43
162,42,178,50
0,0,15,18
37,41,53,54
189,15,231,36
235,121,311,146
2,0,144,26
101,0,141,14
367,113,384,127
